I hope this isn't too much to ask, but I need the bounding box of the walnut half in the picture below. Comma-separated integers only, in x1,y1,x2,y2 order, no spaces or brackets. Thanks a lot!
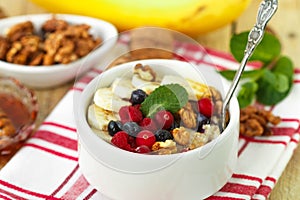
172,127,190,146
240,105,281,137
178,102,197,129
133,63,156,81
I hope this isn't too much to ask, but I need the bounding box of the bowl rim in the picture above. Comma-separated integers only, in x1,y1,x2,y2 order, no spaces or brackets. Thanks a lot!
0,13,118,71
75,59,240,173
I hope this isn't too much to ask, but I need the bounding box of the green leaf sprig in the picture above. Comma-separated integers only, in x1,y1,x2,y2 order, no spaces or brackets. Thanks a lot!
220,31,294,108
140,84,188,117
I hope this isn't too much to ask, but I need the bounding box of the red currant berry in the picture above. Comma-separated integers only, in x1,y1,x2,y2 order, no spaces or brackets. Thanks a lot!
136,130,156,148
135,145,151,154
198,98,213,118
154,110,174,130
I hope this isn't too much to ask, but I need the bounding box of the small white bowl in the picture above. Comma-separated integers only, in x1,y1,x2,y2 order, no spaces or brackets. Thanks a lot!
0,14,118,88
75,59,239,200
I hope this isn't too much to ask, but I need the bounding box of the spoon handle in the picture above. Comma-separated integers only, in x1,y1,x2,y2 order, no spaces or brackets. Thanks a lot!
221,0,278,130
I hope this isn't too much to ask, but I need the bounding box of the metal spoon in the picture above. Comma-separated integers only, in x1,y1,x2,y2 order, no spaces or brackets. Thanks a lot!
221,0,278,131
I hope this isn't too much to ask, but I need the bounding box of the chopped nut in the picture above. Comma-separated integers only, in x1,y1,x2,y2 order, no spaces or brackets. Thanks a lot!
134,63,156,81
6,21,34,42
54,39,76,63
28,51,44,66
151,139,177,151
203,124,220,140
6,35,42,65
189,132,208,150
178,102,197,129
42,17,68,33
6,42,21,62
0,36,10,60
242,119,264,137
1,17,102,66
172,127,190,145
214,100,223,116
20,35,40,53
239,105,281,137
75,37,100,57
209,86,222,101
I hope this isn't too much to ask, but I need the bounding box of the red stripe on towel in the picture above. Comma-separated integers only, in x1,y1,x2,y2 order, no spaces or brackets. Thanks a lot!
33,130,77,151
0,188,26,200
0,180,60,200
24,143,78,161
220,182,257,196
51,164,80,197
232,174,263,184
239,135,288,146
42,122,76,132
61,175,90,199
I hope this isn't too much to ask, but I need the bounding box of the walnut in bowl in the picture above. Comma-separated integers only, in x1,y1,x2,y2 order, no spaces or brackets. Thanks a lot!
0,14,118,88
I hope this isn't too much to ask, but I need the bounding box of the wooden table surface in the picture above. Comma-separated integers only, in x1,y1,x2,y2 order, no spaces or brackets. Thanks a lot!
0,0,299,199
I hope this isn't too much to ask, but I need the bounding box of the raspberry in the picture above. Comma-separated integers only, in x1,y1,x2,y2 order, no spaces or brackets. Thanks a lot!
119,105,143,123
111,131,132,151
139,117,157,132
136,130,156,148
133,104,141,110
198,98,213,118
154,110,174,130
128,135,137,149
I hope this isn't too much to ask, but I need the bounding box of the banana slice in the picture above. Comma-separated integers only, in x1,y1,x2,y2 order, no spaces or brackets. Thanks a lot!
186,79,212,100
131,74,149,88
91,128,112,143
139,82,160,95
93,87,130,112
87,103,118,131
111,77,135,99
160,75,197,100
132,74,160,94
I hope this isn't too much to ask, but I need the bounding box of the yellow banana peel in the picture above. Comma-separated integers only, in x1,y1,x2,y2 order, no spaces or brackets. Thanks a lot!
29,0,251,36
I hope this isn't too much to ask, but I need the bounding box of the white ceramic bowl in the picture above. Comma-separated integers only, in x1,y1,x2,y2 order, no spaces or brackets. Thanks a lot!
0,14,118,88
75,59,239,200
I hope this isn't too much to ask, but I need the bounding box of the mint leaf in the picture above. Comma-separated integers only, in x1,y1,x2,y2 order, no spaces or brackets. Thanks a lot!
237,81,258,108
273,73,289,93
140,84,188,117
272,56,294,86
219,69,263,81
230,31,281,63
256,68,291,105
256,56,294,105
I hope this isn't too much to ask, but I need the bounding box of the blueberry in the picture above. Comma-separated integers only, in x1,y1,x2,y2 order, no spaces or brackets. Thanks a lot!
130,89,147,105
155,129,173,142
122,121,141,137
108,120,123,136
169,113,181,130
196,113,210,132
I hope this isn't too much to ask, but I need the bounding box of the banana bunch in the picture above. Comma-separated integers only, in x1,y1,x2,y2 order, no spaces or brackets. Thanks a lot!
30,0,251,36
